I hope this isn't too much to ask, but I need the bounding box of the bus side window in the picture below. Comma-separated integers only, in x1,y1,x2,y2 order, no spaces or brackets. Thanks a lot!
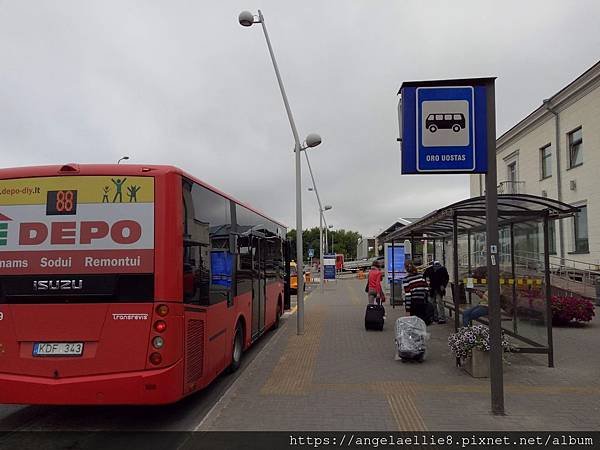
182,182,210,306
236,236,253,297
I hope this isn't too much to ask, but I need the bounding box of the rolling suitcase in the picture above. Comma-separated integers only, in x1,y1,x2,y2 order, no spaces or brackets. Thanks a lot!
411,300,434,325
365,304,385,331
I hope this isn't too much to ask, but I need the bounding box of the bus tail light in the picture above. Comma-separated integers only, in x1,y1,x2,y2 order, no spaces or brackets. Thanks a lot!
154,320,167,333
152,336,165,349
149,352,162,365
156,304,169,317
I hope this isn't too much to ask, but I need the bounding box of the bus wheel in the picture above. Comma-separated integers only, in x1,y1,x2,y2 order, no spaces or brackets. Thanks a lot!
229,324,243,373
452,124,461,132
273,302,282,329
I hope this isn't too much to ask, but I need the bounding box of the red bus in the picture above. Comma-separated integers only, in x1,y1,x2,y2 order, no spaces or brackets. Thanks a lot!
0,164,287,405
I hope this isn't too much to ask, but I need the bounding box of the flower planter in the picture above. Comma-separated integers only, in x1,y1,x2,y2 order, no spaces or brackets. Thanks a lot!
462,348,489,378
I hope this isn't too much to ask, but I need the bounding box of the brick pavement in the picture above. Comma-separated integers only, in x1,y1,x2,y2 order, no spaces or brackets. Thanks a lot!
198,278,600,431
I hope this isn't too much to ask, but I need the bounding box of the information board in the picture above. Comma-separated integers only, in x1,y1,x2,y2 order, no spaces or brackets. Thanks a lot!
323,254,336,280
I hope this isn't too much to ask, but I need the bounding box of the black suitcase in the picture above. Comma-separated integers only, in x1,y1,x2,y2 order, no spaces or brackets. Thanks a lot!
411,301,434,325
365,304,385,331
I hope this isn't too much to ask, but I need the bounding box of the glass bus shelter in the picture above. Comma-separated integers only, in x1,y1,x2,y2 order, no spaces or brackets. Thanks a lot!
383,194,579,367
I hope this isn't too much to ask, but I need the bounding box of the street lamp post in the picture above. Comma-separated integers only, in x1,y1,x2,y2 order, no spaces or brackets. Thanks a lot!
329,225,334,254
239,10,321,335
307,176,330,294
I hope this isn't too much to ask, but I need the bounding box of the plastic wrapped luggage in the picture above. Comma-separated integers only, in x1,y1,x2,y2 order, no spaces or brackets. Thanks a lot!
395,316,428,362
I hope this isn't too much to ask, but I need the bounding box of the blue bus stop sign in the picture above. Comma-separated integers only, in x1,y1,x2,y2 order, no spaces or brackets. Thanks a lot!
399,78,492,174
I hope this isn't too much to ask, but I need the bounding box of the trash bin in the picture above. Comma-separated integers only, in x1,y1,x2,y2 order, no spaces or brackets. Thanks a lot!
391,279,404,307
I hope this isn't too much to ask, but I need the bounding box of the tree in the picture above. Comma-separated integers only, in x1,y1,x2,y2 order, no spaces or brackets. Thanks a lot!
287,228,362,261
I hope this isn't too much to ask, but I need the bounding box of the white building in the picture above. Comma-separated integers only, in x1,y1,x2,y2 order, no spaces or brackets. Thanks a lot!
470,60,600,267
356,236,376,260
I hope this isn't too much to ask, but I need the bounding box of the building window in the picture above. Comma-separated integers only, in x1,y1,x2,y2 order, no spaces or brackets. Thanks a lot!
572,205,589,253
568,127,583,168
507,162,517,193
540,144,552,179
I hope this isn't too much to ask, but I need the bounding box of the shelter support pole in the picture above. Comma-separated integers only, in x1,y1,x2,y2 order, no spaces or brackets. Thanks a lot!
485,79,504,415
543,214,554,368
467,230,472,304
442,238,446,267
391,239,395,309
452,214,460,333
453,214,460,368
510,223,517,334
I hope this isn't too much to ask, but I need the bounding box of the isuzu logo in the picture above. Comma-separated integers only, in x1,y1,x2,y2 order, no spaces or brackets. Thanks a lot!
33,280,83,291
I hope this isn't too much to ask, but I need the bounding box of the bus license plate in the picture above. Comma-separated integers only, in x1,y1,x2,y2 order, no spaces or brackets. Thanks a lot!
33,342,84,356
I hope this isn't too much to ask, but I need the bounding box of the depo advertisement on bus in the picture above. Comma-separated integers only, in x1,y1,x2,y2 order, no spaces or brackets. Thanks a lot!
0,176,154,274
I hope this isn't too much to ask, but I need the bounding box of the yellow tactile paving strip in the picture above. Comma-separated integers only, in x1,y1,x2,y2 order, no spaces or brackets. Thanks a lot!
375,381,427,431
260,304,326,396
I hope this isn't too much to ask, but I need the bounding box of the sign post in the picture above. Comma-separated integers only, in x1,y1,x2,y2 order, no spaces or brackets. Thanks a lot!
323,254,336,282
399,77,503,415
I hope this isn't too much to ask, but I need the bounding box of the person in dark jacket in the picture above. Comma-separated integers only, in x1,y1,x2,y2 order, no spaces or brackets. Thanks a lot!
423,260,449,324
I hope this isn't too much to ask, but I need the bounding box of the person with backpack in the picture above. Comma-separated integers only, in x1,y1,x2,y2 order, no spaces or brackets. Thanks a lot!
423,260,449,324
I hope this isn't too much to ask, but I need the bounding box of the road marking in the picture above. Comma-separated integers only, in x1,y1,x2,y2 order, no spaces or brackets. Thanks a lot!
286,291,312,316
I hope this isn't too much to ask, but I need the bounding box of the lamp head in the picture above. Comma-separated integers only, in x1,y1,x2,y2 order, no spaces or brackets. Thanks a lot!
324,205,332,211
305,133,322,148
308,187,314,191
238,11,255,27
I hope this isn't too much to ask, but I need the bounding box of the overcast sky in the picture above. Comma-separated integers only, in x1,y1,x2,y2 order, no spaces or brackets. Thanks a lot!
1,1,599,237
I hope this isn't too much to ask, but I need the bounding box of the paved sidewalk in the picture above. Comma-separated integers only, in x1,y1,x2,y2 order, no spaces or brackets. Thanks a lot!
199,279,600,431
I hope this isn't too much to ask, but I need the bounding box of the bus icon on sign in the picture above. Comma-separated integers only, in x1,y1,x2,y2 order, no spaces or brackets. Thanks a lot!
425,113,465,133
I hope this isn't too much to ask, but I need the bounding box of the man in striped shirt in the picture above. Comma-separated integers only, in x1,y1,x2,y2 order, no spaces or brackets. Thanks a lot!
403,261,429,316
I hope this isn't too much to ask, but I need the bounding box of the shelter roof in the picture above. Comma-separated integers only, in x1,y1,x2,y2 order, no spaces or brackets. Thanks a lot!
383,194,578,241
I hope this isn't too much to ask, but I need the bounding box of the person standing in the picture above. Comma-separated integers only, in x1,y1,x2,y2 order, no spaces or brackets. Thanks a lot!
423,260,449,324
367,261,385,305
403,261,429,318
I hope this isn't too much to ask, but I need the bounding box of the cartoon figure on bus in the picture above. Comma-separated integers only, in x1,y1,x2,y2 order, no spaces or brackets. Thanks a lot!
111,178,127,203
102,186,111,203
127,185,141,202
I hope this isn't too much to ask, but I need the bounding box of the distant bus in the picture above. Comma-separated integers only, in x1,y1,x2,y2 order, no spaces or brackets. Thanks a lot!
0,164,287,405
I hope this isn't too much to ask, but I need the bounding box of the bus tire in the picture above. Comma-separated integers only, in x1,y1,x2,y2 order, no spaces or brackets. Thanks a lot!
229,324,243,373
273,300,282,329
